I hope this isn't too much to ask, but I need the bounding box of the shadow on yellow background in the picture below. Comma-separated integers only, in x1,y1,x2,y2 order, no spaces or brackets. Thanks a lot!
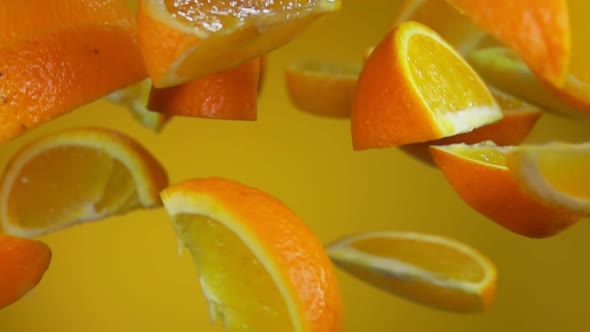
1,0,590,331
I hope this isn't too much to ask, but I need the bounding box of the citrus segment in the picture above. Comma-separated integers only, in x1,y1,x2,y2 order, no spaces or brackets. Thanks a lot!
506,142,590,216
138,0,341,87
0,0,147,142
0,234,51,310
160,178,342,332
148,58,261,120
0,128,168,238
285,61,361,117
446,0,570,86
327,231,496,313
402,88,542,165
351,21,502,150
430,142,580,238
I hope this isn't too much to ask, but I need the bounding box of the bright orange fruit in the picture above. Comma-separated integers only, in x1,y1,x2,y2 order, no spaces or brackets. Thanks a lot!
0,233,51,310
161,177,342,332
0,0,146,142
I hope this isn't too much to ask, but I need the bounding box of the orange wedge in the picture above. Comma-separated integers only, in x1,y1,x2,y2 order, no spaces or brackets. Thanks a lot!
148,58,261,120
327,231,497,313
137,0,341,88
0,234,51,310
106,79,172,132
0,0,147,142
401,88,542,165
446,0,570,87
506,142,590,216
285,61,361,117
391,0,486,55
351,21,502,150
430,142,580,238
161,177,342,332
0,127,168,238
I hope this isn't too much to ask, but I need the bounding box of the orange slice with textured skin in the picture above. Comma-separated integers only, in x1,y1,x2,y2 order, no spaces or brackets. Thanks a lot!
161,177,342,332
0,234,51,310
0,127,168,238
327,231,497,313
430,142,580,238
351,21,502,150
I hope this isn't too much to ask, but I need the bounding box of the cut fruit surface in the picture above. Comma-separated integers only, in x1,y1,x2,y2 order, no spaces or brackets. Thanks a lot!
430,142,580,238
285,61,361,117
391,0,486,55
160,177,342,332
0,127,168,238
506,142,590,216
401,87,542,165
138,0,341,88
149,58,261,120
327,231,496,313
351,21,502,150
0,0,147,142
106,79,172,132
0,234,51,310
446,0,570,87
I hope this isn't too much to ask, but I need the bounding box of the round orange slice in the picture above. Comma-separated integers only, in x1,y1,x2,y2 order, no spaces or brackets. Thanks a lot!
327,231,497,313
137,0,341,88
446,0,570,87
160,177,342,332
401,87,543,165
0,234,51,310
0,0,147,143
148,58,261,120
0,127,168,238
285,61,361,117
430,141,580,238
351,21,502,150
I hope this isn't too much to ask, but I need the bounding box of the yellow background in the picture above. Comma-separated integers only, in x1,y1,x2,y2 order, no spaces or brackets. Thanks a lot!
2,0,590,331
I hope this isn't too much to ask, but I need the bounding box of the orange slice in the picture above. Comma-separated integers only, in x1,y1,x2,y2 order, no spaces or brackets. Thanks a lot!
0,127,168,238
430,142,580,238
506,142,590,216
401,87,542,165
148,58,261,120
285,61,361,117
106,79,172,132
137,0,341,88
351,21,502,150
0,234,51,310
161,177,342,332
391,0,486,55
446,0,570,87
327,231,497,313
0,0,147,143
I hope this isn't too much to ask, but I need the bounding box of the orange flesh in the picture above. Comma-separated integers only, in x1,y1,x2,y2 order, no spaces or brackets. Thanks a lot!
176,214,292,331
8,146,134,229
407,33,495,118
351,237,485,282
447,146,508,166
532,152,590,199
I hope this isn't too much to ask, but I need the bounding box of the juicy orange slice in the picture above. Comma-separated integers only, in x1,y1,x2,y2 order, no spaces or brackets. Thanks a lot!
430,142,580,238
0,127,168,238
446,0,570,87
0,0,147,143
149,58,261,120
137,0,341,88
160,177,342,332
401,87,542,165
0,233,51,310
506,142,590,216
106,79,172,132
391,0,486,55
351,21,502,150
285,61,361,117
327,231,497,313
